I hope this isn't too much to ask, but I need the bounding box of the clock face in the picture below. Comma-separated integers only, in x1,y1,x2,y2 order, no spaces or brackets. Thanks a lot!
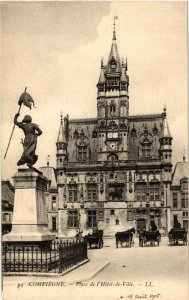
108,142,117,151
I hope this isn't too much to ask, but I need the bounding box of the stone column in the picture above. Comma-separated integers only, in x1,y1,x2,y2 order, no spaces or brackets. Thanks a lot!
58,209,68,238
3,168,55,244
167,207,171,232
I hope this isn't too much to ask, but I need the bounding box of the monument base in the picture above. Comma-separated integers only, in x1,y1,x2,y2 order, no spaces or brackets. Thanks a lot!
3,168,55,246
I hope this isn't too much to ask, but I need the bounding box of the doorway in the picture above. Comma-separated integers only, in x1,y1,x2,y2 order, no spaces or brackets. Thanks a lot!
136,218,146,232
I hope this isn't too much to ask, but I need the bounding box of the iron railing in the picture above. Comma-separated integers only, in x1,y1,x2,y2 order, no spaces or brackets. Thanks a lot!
2,239,88,273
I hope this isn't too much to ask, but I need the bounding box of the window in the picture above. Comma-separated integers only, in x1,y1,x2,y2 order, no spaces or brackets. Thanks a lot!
87,184,97,201
182,180,188,191
183,212,188,217
141,143,151,158
149,184,160,201
110,104,116,116
68,185,78,202
135,184,147,201
172,193,178,208
78,146,87,161
115,218,119,225
3,213,10,222
52,196,56,210
52,217,57,231
87,210,97,228
98,210,104,220
110,209,115,216
181,192,188,208
107,132,118,139
127,210,134,221
68,210,79,228
136,191,146,201
120,106,126,117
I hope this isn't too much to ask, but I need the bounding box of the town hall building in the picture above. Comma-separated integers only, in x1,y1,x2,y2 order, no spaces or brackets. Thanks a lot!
55,26,173,237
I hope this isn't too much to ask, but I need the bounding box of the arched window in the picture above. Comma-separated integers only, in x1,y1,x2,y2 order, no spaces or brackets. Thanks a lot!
107,153,118,162
115,218,119,225
99,106,105,118
181,179,188,191
120,106,126,117
109,104,116,116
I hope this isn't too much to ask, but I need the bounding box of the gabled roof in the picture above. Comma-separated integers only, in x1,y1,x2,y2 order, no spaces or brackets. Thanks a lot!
1,181,14,205
172,162,188,186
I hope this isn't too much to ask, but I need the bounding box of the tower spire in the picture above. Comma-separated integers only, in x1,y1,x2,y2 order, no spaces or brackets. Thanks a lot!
113,16,118,40
60,112,63,125
57,112,64,143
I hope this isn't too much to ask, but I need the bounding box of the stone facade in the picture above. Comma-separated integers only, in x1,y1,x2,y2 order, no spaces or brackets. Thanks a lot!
170,160,188,231
56,30,173,237
39,166,58,233
1,180,14,234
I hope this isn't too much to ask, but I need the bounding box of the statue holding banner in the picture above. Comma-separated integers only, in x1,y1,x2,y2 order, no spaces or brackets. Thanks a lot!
4,88,42,166
14,113,42,166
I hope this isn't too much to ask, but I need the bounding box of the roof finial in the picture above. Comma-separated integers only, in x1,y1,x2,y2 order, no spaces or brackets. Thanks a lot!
101,57,104,68
183,149,185,162
163,102,167,112
60,112,63,125
113,16,118,40
126,57,128,71
162,103,167,118
47,155,50,167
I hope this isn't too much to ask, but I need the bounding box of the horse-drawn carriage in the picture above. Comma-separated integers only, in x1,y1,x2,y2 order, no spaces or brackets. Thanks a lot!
84,229,104,249
139,230,161,247
168,228,187,246
115,228,135,248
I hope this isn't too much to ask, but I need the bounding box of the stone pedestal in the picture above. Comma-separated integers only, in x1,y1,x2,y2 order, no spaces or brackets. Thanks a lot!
3,168,55,245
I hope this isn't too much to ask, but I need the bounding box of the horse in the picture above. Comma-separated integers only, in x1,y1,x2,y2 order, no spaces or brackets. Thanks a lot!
115,227,135,248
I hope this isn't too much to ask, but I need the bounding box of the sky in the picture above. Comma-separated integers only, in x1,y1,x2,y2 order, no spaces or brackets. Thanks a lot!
1,1,188,181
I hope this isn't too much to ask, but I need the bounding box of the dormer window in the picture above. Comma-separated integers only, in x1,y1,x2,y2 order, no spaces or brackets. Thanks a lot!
78,146,87,161
181,178,188,191
110,57,117,70
111,62,116,70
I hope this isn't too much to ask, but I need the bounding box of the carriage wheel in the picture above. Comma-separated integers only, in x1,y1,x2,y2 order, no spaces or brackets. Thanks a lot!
139,239,143,247
98,240,103,249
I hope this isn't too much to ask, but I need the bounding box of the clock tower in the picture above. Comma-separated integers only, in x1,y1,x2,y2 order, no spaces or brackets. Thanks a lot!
96,20,129,162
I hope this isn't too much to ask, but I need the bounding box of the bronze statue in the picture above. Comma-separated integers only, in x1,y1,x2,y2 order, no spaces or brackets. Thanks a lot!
14,113,42,166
